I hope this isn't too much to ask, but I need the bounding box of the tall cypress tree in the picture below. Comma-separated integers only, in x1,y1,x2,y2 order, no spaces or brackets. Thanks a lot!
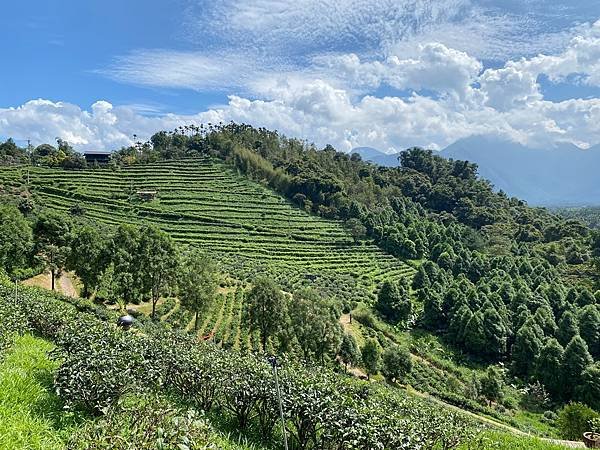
482,305,508,357
563,336,593,399
535,338,564,399
575,363,600,411
578,305,600,359
464,311,486,355
448,304,473,346
422,290,444,330
557,311,579,347
512,321,543,377
533,305,558,337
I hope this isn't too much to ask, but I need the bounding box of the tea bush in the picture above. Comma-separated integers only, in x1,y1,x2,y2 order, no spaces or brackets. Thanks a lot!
1,282,479,449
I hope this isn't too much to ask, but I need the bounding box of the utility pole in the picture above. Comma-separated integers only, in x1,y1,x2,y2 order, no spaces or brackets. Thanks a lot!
268,356,288,450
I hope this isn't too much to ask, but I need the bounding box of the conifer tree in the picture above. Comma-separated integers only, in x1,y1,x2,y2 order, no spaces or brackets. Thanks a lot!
575,363,600,411
557,310,579,347
512,321,543,376
535,338,564,398
482,305,508,357
563,336,593,398
578,305,600,359
464,312,486,355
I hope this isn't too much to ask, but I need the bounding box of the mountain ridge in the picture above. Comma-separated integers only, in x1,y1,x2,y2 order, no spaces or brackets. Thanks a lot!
352,136,600,206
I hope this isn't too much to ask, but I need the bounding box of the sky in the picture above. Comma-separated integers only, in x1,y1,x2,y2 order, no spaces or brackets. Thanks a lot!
1,0,600,153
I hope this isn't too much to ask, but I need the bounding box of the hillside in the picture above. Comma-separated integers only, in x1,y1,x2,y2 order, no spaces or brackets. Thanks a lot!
1,125,599,448
0,158,414,303
555,206,600,229
351,136,600,206
0,281,585,450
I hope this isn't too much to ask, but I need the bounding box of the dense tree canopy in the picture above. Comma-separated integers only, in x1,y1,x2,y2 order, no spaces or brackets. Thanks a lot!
3,122,599,411
0,205,33,278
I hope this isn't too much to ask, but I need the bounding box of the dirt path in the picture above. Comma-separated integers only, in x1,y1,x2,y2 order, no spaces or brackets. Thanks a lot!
339,313,368,378
22,272,78,297
339,313,585,448
58,273,77,297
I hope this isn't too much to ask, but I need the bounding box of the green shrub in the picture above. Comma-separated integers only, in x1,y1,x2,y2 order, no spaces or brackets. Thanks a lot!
67,394,220,450
353,307,377,328
556,402,599,440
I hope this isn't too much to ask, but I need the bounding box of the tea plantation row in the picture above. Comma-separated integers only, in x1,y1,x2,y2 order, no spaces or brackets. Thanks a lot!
0,159,415,303
1,282,479,449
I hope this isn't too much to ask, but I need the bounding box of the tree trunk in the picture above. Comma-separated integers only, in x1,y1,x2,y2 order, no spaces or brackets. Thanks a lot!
261,332,267,352
194,311,199,330
151,288,159,320
51,270,56,291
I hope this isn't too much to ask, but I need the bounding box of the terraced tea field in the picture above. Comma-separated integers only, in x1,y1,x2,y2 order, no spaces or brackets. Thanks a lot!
0,159,414,302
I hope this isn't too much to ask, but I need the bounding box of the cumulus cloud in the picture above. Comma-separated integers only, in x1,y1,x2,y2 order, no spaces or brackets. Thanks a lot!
509,20,600,86
479,65,542,111
4,75,600,154
4,13,600,153
0,99,223,150
315,43,482,99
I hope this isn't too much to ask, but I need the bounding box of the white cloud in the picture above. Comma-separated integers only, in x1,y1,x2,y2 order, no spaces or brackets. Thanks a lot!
101,49,277,92
314,43,482,99
5,15,600,153
190,0,475,55
479,65,542,111
184,0,591,62
0,99,222,150
510,20,600,86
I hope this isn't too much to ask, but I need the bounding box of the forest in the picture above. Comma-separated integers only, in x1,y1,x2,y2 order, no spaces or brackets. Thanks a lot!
0,125,599,449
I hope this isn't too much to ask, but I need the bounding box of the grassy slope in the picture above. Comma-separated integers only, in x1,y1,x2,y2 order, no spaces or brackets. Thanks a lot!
0,334,78,449
0,333,259,450
461,431,575,450
344,307,563,438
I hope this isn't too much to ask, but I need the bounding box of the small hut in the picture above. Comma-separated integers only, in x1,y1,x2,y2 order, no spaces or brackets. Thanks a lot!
136,190,158,201
83,151,111,165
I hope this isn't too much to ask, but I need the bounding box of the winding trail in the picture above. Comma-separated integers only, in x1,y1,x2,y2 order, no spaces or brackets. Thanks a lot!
339,313,585,448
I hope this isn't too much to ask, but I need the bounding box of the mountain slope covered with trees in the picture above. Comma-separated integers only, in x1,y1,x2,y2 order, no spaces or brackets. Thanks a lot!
1,124,599,447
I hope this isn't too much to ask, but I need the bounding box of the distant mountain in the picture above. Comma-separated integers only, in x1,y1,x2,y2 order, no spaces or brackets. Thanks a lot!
351,147,401,167
353,137,600,206
441,136,600,206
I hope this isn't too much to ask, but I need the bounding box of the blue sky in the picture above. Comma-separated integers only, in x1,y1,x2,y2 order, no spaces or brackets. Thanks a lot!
1,0,600,152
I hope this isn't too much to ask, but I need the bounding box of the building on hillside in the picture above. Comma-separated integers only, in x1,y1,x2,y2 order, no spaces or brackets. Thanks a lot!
83,151,111,165
136,190,158,201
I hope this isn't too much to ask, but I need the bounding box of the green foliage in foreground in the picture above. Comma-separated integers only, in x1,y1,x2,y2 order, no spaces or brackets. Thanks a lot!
2,282,478,449
0,334,80,450
68,394,248,450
